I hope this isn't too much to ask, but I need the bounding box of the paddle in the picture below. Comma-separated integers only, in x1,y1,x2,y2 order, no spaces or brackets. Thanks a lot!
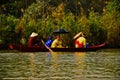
41,39,54,52
41,39,57,61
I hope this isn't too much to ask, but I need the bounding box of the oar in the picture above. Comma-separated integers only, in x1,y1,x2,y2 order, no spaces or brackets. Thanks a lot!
41,39,54,52
41,39,57,61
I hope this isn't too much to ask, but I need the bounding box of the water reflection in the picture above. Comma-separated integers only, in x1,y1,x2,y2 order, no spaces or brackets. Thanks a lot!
29,53,35,79
74,52,86,77
46,52,52,61
46,52,58,68
0,49,120,80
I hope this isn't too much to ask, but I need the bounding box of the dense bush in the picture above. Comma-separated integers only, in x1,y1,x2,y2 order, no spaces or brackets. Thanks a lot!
0,14,19,44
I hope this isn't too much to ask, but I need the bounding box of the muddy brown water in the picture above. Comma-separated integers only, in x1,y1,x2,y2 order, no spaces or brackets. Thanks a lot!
0,49,120,80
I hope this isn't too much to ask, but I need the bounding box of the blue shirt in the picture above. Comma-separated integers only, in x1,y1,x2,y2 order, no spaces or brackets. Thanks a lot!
45,39,53,48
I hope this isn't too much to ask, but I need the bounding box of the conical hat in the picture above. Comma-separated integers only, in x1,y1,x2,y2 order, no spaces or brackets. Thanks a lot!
74,32,83,39
30,32,38,37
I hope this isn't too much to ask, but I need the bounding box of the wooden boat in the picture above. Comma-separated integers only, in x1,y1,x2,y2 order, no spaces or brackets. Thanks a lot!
9,43,106,52
0,44,8,50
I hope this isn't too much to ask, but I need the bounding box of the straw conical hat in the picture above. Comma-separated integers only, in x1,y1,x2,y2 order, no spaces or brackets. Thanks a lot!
74,32,83,39
30,32,38,37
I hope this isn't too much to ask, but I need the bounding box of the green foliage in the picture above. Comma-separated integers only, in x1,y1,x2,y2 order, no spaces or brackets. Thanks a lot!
0,0,120,48
0,14,19,44
89,11,106,44
106,0,120,13
14,0,119,47
0,0,36,17
15,18,26,38
62,12,76,47
101,10,120,47
77,15,89,33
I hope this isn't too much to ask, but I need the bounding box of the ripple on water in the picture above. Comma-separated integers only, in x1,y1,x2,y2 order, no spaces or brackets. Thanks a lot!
0,49,120,80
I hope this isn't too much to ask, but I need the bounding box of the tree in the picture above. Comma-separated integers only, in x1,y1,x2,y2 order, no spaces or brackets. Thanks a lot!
101,0,120,47
0,0,36,17
0,14,19,44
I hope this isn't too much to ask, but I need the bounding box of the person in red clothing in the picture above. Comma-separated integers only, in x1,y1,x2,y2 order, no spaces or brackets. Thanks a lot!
74,32,86,48
28,32,38,47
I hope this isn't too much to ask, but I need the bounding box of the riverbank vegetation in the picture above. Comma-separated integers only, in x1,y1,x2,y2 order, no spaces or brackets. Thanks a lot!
0,0,120,48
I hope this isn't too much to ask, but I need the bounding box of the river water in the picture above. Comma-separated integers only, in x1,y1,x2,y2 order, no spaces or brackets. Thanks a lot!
0,49,120,80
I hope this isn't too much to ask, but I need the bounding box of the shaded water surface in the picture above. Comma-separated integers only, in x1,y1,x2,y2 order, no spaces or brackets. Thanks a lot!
0,49,120,80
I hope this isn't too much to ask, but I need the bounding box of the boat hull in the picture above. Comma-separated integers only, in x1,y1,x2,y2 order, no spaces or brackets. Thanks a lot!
9,43,105,52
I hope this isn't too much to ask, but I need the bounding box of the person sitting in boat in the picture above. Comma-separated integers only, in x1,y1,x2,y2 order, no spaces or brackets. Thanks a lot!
74,32,86,48
51,35,63,48
45,36,53,48
20,35,26,45
28,32,39,47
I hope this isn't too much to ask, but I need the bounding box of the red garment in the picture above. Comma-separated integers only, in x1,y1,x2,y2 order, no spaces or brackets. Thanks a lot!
75,40,83,48
28,37,34,47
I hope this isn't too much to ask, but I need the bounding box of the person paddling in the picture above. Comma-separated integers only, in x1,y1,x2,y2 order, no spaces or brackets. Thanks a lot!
28,32,39,47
